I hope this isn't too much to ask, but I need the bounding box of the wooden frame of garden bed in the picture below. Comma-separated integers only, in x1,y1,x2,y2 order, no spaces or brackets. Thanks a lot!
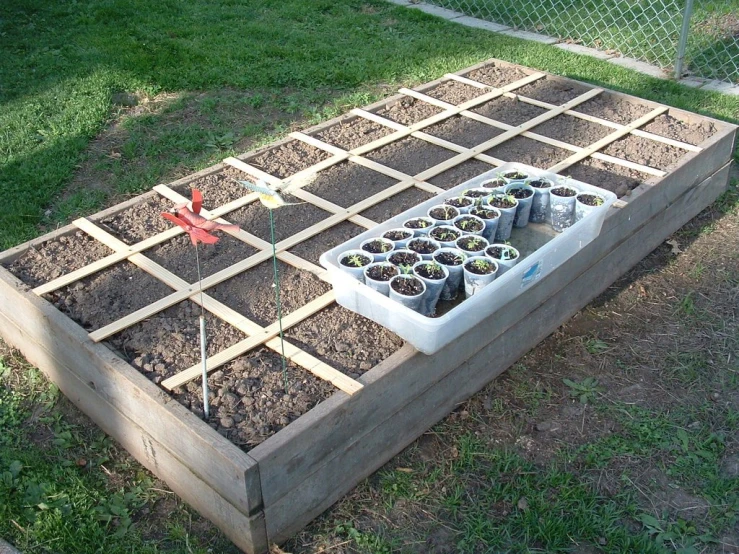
0,58,735,553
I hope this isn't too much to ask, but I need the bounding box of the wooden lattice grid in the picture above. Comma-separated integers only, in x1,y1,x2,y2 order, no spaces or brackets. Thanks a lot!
29,61,703,397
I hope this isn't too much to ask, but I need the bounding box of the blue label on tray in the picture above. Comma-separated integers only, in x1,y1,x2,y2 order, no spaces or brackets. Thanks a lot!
521,261,542,288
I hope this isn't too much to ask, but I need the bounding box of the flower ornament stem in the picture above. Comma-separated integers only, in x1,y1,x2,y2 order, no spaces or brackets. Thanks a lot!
269,209,289,393
160,188,240,421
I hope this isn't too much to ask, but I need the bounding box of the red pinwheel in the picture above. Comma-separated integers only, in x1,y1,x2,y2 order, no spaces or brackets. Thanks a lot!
161,189,240,245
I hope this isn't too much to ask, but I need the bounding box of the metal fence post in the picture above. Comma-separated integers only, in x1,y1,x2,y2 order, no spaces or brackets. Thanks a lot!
674,0,694,79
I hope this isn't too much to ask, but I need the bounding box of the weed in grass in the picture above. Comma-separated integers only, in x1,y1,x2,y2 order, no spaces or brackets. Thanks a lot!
584,337,610,355
563,377,603,404
335,522,396,554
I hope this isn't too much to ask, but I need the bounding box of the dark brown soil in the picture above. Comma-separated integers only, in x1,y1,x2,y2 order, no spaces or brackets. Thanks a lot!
444,196,474,210
427,160,498,190
601,134,689,171
408,238,439,255
487,245,518,260
434,251,465,266
564,157,653,197
429,227,461,243
314,116,394,151
485,136,571,169
376,97,442,126
425,115,503,148
382,229,413,242
247,139,332,180
361,239,393,254
415,262,446,280
640,113,716,146
489,195,517,209
453,216,484,233
388,250,422,267
577,193,603,207
465,63,530,88
360,187,435,222
508,187,533,199
551,186,577,197
532,114,612,148
464,258,496,275
403,216,434,230
470,207,499,220
456,235,487,253
573,92,653,125
390,275,424,296
339,253,371,268
472,96,548,126
303,161,399,208
513,76,593,105
424,80,487,105
365,136,457,176
428,206,459,222
365,264,398,282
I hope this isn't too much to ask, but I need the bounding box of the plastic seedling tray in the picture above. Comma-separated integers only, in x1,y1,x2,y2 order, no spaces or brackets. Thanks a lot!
319,163,616,354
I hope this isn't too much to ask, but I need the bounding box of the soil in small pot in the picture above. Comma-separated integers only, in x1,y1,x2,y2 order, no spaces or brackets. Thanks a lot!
434,251,465,266
444,196,474,210
391,276,425,296
508,187,533,200
488,195,517,209
340,252,372,268
365,264,399,282
464,259,496,275
529,178,553,189
388,251,421,267
415,263,446,280
456,236,486,253
404,217,433,230
551,186,577,197
502,170,529,181
383,229,413,241
428,207,458,221
470,207,499,220
361,239,393,254
454,217,484,233
577,194,605,207
487,245,519,260
429,227,461,243
482,177,508,189
463,189,492,199
408,239,438,255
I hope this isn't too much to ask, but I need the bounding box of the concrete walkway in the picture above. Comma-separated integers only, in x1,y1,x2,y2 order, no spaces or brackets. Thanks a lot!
0,539,20,554
387,0,739,96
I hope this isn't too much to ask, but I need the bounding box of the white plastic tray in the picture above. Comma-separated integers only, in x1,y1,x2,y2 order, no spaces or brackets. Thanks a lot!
319,163,617,354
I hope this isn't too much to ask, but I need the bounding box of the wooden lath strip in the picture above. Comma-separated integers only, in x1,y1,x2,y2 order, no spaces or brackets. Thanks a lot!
289,131,349,157
161,292,336,390
289,188,377,230
398,87,455,110
33,250,132,296
78,215,356,393
561,107,701,152
590,153,667,177
412,87,603,182
443,73,488,89
345,73,545,157
460,108,668,176
548,106,669,174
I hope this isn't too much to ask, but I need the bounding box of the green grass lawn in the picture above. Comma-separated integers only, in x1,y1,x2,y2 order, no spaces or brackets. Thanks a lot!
1,1,738,553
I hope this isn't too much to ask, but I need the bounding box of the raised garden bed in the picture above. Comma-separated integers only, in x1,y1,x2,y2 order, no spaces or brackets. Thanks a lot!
0,58,735,553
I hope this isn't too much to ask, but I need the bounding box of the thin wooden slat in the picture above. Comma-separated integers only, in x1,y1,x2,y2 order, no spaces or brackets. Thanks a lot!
413,87,603,182
33,251,132,296
161,292,336,390
413,181,445,195
548,106,669,173
398,87,455,110
348,155,413,182
289,132,348,157
590,153,667,177
412,131,469,154
288,188,377,230
349,108,407,131
443,73,488,89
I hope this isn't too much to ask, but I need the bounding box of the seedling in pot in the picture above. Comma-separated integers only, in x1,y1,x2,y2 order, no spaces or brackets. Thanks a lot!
486,244,518,261
551,186,577,197
341,252,372,267
388,249,422,268
502,170,529,181
415,261,446,280
383,229,413,242
507,187,533,200
481,177,508,189
444,196,474,210
365,263,399,282
488,193,518,209
456,234,487,254
576,193,604,206
403,217,433,230
462,188,492,200
529,178,554,189
390,275,425,296
453,215,484,233
428,205,459,223
429,226,461,243
470,206,500,220
160,188,241,420
433,250,465,266
467,257,497,274
408,237,440,256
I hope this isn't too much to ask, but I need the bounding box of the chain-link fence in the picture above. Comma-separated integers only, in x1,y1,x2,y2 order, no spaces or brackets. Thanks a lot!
423,0,738,84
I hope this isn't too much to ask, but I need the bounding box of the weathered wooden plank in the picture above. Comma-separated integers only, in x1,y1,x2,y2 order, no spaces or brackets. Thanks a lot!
0,320,268,554
264,162,731,543
250,131,736,509
0,270,264,517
